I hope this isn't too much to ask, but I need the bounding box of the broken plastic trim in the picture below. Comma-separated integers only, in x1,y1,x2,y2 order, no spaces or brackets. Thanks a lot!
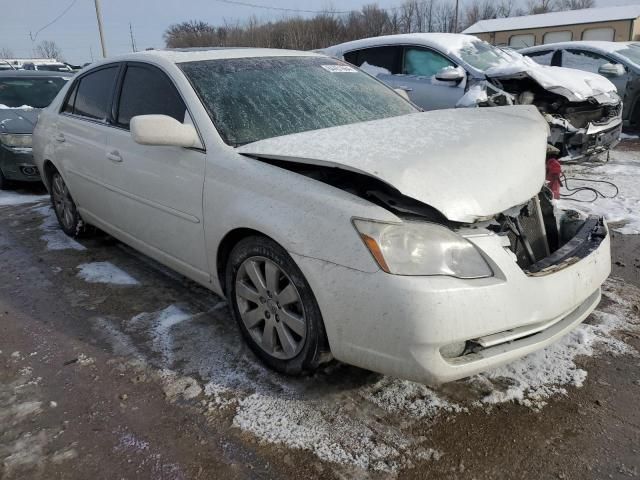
526,215,606,275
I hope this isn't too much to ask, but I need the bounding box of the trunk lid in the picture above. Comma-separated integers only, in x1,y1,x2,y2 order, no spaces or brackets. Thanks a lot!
238,105,548,223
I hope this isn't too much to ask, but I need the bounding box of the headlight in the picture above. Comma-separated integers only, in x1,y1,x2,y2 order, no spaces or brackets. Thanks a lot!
0,134,32,148
353,219,493,278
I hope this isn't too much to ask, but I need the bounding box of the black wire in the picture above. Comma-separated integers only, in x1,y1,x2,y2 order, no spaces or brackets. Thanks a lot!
559,173,619,203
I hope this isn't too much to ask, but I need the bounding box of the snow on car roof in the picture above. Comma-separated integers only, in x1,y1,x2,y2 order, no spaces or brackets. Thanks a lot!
112,47,322,64
522,41,640,54
463,5,640,34
322,33,480,58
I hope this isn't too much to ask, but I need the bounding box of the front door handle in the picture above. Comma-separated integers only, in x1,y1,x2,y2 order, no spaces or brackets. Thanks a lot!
54,133,65,143
397,86,413,91
106,150,123,163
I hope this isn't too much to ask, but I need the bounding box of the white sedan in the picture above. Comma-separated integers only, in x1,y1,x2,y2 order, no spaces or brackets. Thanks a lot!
33,48,610,384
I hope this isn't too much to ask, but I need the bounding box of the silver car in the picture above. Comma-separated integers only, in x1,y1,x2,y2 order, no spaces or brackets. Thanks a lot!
521,41,640,128
322,33,623,160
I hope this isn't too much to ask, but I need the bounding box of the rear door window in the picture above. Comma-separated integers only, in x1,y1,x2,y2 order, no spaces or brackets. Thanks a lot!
524,50,555,66
116,64,186,129
344,46,402,75
73,66,119,122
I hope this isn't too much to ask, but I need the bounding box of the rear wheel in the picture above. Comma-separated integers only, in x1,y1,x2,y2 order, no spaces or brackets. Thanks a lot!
50,171,89,237
226,236,330,374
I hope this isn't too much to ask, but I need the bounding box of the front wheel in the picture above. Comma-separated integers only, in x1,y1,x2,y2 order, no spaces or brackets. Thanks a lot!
50,171,89,237
226,236,330,375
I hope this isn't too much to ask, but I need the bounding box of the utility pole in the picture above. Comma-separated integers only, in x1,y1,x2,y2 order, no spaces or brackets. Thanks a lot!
129,22,137,52
93,0,107,57
453,0,459,33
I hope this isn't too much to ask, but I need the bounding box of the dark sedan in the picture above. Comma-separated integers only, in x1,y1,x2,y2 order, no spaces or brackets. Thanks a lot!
0,70,71,189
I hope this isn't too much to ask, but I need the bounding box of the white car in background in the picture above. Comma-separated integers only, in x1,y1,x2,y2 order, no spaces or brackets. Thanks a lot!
322,33,623,160
33,48,610,384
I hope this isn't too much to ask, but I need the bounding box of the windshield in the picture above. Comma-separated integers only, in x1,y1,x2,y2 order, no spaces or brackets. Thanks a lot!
457,40,517,71
179,56,417,146
613,43,640,67
0,76,68,108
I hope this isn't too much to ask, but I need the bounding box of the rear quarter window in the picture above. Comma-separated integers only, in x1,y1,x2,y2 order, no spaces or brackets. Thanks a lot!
72,66,119,122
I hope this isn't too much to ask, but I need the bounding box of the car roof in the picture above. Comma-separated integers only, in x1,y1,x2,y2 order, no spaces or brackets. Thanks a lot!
322,33,481,57
0,70,73,78
89,47,323,66
521,41,640,54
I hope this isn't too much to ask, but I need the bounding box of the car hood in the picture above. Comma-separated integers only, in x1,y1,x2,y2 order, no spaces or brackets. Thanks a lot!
238,105,548,223
0,108,39,134
484,58,618,103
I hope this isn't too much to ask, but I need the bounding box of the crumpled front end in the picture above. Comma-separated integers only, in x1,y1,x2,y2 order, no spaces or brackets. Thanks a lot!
545,98,622,161
458,73,623,161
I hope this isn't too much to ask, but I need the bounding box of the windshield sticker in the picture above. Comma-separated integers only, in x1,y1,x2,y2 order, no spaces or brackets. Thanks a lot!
321,64,357,73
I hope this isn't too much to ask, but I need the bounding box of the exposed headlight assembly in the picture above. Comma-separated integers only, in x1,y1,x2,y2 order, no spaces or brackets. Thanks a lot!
0,133,32,148
354,219,493,278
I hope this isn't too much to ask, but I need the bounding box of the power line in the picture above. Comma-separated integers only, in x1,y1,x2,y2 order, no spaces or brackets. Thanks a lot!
29,0,78,42
211,0,351,14
211,0,438,15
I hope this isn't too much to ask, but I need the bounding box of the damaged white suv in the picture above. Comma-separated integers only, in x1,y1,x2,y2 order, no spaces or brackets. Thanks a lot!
33,49,610,384
322,33,623,161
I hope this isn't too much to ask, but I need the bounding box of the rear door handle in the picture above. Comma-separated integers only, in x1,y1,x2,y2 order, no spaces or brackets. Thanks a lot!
106,150,123,163
54,133,65,143
398,86,413,91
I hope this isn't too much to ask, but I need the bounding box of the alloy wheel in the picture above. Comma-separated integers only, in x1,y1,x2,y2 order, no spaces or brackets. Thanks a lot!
51,173,75,231
235,256,307,360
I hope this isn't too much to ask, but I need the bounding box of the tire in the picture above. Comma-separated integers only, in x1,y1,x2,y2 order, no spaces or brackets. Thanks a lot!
225,235,330,375
50,170,90,237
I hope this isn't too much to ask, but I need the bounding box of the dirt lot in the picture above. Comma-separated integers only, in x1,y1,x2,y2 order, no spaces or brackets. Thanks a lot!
1,148,639,479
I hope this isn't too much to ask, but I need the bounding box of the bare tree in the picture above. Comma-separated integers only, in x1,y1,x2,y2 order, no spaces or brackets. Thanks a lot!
35,40,63,60
164,20,218,48
558,0,595,10
526,0,557,14
0,47,13,59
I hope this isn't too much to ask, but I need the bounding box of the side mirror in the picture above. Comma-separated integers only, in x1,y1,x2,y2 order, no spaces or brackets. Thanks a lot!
130,114,201,148
598,63,625,77
435,66,465,82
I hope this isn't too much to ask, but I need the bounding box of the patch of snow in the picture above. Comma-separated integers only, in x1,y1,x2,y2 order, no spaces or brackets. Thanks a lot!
76,262,138,285
0,104,34,110
132,305,191,364
473,279,638,409
159,369,202,401
76,353,95,366
118,432,150,452
620,132,639,140
362,378,466,418
359,61,391,77
557,149,640,234
32,205,86,250
0,191,48,206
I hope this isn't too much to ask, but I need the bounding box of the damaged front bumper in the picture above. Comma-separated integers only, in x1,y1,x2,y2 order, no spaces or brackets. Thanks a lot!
291,212,610,385
547,113,622,161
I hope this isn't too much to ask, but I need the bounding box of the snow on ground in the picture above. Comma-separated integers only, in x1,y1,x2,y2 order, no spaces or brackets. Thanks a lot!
31,205,86,251
471,279,636,409
557,148,640,234
0,190,48,207
76,262,139,285
88,277,639,472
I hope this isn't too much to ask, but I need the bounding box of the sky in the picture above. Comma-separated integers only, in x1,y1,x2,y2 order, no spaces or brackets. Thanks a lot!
2,0,640,64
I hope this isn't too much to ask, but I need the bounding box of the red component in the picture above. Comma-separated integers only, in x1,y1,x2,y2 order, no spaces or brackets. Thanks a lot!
546,157,562,199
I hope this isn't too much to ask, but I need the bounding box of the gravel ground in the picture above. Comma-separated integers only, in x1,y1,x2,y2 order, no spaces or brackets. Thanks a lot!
1,145,639,479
